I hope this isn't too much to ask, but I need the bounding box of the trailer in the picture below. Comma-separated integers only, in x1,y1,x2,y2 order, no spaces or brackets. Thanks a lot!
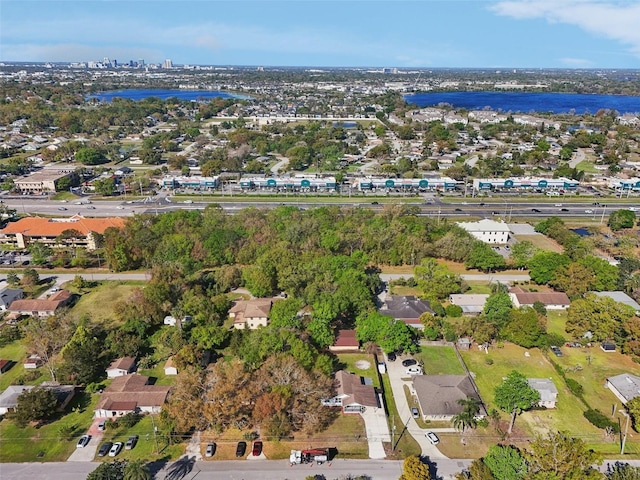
289,448,330,464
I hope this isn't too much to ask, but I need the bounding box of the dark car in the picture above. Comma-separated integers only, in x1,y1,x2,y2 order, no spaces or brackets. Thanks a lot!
125,435,138,450
454,208,462,212
371,201,379,205
387,352,396,362
560,208,569,212
531,208,541,213
252,440,263,457
97,442,113,457
550,346,563,357
235,441,247,457
205,442,216,457
402,358,417,367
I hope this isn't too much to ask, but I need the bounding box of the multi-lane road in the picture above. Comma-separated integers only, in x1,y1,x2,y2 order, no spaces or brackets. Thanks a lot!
2,195,637,219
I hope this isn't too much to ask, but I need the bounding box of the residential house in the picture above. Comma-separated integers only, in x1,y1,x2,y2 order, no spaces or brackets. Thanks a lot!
0,215,125,251
457,219,510,244
106,357,136,379
0,288,23,311
411,375,486,421
164,357,178,376
527,378,558,409
379,295,433,329
509,287,570,310
606,373,640,404
229,298,275,330
591,291,640,315
0,383,75,415
94,374,170,418
329,330,359,353
448,294,489,315
23,354,43,370
321,370,379,413
8,290,73,317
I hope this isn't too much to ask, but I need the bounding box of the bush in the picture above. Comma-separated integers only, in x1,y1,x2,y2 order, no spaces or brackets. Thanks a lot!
445,304,463,317
484,358,494,366
584,409,620,433
566,378,584,396
119,412,141,428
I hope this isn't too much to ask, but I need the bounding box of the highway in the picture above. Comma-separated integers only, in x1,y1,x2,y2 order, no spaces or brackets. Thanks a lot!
2,195,637,219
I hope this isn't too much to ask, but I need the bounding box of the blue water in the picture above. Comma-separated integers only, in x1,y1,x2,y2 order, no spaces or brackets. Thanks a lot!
86,89,250,102
404,92,640,114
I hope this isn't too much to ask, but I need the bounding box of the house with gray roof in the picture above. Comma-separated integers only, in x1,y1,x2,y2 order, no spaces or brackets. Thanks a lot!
411,375,486,421
321,370,379,413
449,294,489,315
0,384,75,415
527,378,558,409
606,373,640,404
0,288,23,311
379,295,433,329
591,291,640,315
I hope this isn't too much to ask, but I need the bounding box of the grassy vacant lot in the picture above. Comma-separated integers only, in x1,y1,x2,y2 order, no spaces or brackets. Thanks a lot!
68,281,144,326
0,392,97,462
460,343,640,455
513,234,564,253
380,373,421,458
336,353,380,388
416,345,466,376
546,309,569,340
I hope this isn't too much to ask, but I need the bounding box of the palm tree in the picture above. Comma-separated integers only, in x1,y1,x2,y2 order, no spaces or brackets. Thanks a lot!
452,397,481,433
124,460,151,480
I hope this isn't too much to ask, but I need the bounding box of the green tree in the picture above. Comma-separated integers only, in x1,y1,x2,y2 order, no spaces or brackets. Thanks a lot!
93,178,116,196
399,455,431,480
87,460,126,480
123,460,151,480
414,257,463,300
580,255,619,292
626,396,640,432
27,242,52,266
483,292,513,328
550,262,595,298
75,147,106,165
528,251,571,285
494,370,540,434
510,240,538,269
566,294,635,342
609,209,636,231
452,397,481,432
10,387,58,427
501,308,547,348
456,459,495,479
483,444,527,480
6,271,19,286
608,462,640,480
20,267,40,287
465,243,506,272
525,431,603,479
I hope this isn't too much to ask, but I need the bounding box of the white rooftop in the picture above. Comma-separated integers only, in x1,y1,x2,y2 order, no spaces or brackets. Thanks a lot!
457,219,511,233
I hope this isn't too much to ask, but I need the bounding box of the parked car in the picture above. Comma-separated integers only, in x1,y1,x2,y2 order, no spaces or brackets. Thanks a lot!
411,407,420,418
425,431,440,444
97,420,106,431
252,440,263,456
550,345,563,357
76,435,91,448
125,435,138,450
235,441,247,457
205,442,216,457
406,366,423,375
108,442,123,457
402,359,417,367
97,442,113,457
387,352,396,362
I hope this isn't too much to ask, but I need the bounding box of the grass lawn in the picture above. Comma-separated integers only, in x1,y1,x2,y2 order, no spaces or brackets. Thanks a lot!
546,310,568,340
390,285,421,296
464,281,492,295
95,416,184,462
576,160,599,173
512,234,564,253
416,345,466,376
460,343,640,454
138,364,175,387
68,281,143,326
379,265,414,275
0,392,98,462
380,373,421,459
336,353,380,388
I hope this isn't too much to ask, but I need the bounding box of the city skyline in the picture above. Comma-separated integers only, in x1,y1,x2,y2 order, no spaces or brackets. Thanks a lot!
1,0,640,69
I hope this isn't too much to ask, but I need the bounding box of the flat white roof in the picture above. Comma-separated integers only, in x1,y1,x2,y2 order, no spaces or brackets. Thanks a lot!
457,219,511,233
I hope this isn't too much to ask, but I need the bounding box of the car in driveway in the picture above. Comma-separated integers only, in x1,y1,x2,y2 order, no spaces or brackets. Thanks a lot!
76,435,91,448
125,435,138,450
411,407,420,418
97,420,106,431
387,352,396,362
108,442,123,457
252,440,263,456
406,366,423,375
235,441,247,457
402,359,417,367
425,431,440,444
205,442,216,457
97,442,113,457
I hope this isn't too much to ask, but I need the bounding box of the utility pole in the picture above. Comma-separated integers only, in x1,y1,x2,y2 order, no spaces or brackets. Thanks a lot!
600,204,607,224
620,410,630,455
150,414,159,455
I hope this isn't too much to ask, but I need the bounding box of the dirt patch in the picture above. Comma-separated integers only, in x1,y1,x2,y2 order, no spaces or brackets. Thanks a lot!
355,360,371,370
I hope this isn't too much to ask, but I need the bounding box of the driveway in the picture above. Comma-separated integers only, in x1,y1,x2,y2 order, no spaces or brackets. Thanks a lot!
385,355,448,460
360,394,390,459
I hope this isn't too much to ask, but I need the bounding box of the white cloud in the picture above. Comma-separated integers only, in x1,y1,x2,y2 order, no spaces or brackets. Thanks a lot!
560,57,594,67
490,0,640,56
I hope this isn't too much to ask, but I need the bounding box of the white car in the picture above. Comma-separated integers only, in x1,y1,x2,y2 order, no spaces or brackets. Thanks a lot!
76,435,91,448
108,442,123,457
425,431,440,445
406,366,423,375
585,209,594,214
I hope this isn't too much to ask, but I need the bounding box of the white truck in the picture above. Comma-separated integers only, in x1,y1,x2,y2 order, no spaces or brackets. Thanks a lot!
289,448,329,464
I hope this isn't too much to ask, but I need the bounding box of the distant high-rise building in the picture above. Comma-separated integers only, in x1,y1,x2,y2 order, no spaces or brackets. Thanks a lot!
113,59,118,67
138,59,145,67
163,59,173,69
103,57,111,67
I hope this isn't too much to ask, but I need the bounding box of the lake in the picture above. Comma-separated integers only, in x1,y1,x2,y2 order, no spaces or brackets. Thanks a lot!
403,91,640,114
86,89,250,102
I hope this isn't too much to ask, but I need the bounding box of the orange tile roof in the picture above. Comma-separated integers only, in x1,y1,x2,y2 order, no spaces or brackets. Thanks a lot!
0,215,125,237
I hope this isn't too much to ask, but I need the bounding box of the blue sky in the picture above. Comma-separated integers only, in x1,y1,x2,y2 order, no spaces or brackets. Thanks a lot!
1,0,639,68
